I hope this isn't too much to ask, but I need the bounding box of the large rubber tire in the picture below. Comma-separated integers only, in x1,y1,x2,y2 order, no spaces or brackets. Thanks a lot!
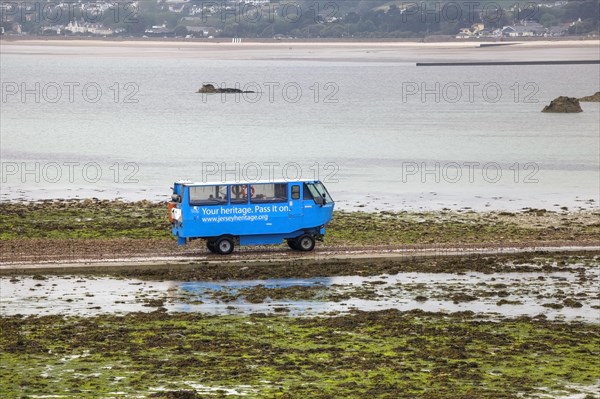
287,239,298,250
215,237,234,255
206,240,217,254
296,234,316,252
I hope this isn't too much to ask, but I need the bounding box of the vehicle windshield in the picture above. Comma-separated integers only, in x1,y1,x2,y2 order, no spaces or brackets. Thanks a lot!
306,182,333,204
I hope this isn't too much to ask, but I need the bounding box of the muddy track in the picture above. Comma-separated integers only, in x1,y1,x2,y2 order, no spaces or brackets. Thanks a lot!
1,239,598,267
1,244,598,281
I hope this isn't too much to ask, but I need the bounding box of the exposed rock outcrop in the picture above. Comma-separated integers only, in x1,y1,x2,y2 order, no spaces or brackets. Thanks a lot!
579,91,600,102
541,96,582,113
197,84,254,94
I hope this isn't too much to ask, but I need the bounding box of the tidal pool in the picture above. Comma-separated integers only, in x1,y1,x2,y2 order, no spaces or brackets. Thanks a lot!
1,267,598,321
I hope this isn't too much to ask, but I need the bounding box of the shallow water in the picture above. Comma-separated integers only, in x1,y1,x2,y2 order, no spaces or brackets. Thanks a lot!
2,266,598,321
1,45,599,211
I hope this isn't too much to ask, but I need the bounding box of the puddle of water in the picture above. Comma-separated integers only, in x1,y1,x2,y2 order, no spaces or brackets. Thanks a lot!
525,382,600,399
1,267,598,322
0,277,173,316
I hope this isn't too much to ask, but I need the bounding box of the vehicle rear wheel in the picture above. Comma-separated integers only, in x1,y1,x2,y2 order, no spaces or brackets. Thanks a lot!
287,239,298,250
296,234,316,252
206,240,217,253
215,237,234,255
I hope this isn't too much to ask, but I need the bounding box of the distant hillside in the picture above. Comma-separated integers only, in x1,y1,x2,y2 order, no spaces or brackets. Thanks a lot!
1,0,597,39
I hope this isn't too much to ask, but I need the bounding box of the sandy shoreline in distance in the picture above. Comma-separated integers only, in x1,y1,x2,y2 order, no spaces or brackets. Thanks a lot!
1,38,599,49
3,37,599,62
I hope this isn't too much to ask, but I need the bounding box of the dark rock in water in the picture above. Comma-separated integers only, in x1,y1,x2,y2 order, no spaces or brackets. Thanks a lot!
579,91,600,102
541,96,582,113
197,84,254,94
198,84,218,93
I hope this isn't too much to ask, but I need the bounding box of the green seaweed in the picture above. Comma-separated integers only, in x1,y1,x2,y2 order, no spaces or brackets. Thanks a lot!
1,310,598,398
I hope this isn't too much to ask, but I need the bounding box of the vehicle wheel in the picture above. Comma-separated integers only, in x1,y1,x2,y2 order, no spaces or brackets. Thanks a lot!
296,234,316,252
287,239,298,250
206,240,217,253
215,237,234,255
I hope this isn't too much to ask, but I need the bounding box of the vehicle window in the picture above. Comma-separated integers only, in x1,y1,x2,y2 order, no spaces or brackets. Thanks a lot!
250,183,288,203
291,185,300,200
189,185,227,206
230,184,249,204
303,183,314,200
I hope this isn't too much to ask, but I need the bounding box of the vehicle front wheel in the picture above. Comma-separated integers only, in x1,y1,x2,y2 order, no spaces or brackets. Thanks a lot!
287,239,298,250
215,237,234,255
296,234,316,252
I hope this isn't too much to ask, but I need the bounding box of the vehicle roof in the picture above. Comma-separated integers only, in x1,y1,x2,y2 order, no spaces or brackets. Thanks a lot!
175,179,322,186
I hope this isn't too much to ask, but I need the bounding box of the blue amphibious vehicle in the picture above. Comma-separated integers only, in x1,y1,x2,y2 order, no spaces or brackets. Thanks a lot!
169,180,334,254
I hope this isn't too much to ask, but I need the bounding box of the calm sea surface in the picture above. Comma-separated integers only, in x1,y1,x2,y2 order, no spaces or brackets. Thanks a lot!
1,43,599,211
